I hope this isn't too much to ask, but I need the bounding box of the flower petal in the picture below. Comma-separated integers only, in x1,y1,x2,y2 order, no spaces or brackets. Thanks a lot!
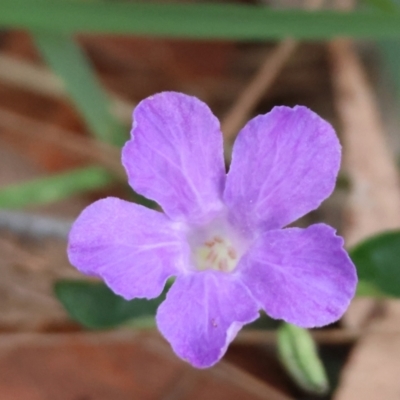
122,92,226,225
68,197,189,300
239,224,357,328
156,271,259,368
224,106,340,234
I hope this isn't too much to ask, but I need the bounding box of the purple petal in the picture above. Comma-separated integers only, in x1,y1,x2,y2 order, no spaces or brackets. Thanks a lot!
224,106,340,234
156,271,259,368
239,224,357,327
68,197,189,300
122,92,226,225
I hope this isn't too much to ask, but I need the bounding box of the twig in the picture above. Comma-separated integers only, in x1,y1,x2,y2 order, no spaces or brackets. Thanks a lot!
236,328,360,346
221,38,297,141
221,0,324,142
329,40,400,330
0,211,72,239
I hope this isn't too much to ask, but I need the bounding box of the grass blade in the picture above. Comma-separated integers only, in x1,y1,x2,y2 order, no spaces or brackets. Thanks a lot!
33,31,127,145
2,2,400,39
0,166,113,209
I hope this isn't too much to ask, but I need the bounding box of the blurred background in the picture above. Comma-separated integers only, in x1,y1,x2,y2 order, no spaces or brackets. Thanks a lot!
1,0,400,399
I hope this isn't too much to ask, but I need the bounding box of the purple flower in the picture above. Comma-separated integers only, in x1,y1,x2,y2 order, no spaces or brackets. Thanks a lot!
68,92,357,368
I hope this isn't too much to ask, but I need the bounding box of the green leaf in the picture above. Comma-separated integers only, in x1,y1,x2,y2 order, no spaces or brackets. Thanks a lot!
55,279,168,330
0,166,113,209
277,323,329,395
2,2,400,39
350,230,400,296
33,32,127,146
379,39,400,101
363,0,399,12
246,312,280,330
356,280,384,297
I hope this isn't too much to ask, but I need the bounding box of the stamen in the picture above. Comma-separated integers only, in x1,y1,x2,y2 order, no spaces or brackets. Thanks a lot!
228,247,237,260
193,234,238,273
219,259,229,272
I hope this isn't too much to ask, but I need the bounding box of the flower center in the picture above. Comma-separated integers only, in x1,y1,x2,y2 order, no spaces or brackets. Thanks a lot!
193,235,238,273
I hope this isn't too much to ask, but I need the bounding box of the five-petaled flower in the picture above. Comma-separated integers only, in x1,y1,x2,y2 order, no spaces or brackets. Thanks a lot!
68,92,357,368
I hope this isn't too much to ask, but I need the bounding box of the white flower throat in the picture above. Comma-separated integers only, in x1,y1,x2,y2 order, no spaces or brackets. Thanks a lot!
194,235,238,272
186,212,249,274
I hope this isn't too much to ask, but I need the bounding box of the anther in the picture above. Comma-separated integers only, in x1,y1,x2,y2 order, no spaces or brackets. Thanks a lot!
228,247,237,260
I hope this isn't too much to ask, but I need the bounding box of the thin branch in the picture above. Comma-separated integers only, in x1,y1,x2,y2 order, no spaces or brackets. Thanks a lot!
0,211,72,239
221,38,297,141
236,328,360,346
221,0,325,143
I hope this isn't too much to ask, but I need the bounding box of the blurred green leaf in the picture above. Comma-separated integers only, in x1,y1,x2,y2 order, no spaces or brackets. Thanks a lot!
278,323,329,395
33,32,126,146
55,279,167,329
0,166,113,209
246,312,280,330
350,230,400,296
363,0,399,12
356,280,384,297
2,2,400,39
379,38,400,96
